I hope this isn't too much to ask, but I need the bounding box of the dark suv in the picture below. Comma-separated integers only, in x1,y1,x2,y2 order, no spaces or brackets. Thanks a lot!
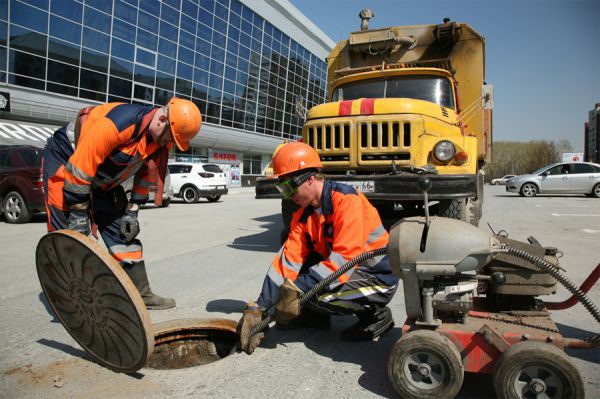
0,145,45,223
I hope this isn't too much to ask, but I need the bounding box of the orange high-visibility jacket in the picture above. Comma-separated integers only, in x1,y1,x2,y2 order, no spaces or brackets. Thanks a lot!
62,103,167,208
265,180,389,300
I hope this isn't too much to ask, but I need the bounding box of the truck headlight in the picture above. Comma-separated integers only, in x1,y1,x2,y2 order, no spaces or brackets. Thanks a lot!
433,140,456,162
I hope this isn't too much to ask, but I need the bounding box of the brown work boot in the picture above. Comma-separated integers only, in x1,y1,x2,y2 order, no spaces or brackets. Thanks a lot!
123,261,176,310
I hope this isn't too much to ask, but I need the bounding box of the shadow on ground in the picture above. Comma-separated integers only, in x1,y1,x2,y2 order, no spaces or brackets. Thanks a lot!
227,213,282,253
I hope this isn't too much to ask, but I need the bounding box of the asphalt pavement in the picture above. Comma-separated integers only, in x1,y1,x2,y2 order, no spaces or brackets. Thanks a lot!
0,185,598,398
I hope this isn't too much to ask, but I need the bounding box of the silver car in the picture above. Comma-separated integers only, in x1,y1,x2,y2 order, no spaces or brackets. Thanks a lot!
506,162,600,198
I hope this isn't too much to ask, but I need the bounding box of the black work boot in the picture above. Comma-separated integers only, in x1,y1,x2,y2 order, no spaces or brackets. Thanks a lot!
341,305,394,341
276,305,331,330
123,261,176,310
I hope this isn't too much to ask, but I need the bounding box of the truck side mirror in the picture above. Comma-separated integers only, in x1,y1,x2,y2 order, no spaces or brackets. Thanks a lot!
481,84,494,110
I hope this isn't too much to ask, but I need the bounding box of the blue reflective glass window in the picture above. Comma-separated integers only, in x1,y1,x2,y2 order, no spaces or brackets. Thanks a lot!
156,71,174,91
176,77,191,96
182,0,197,18
225,52,236,67
158,38,176,58
181,14,195,35
157,55,175,74
137,30,157,51
136,47,155,67
109,76,132,97
212,32,225,49
200,0,213,12
47,59,78,85
223,78,234,94
134,64,154,85
214,2,227,20
110,57,133,79
49,15,81,45
83,28,109,53
9,25,46,56
227,40,238,55
163,0,180,10
230,0,241,15
210,60,223,76
192,82,207,100
178,46,193,64
113,19,135,43
212,46,224,62
195,38,210,55
9,48,45,79
198,9,212,27
80,68,106,91
11,1,47,33
81,48,108,72
84,7,110,32
48,37,79,64
138,11,158,34
0,0,7,20
144,0,160,16
194,53,209,70
179,30,194,49
177,61,192,80
51,0,82,22
161,4,179,25
111,38,134,61
194,67,208,85
159,21,177,42
0,22,6,46
115,0,136,24
20,0,48,9
208,72,221,89
197,25,211,41
224,65,235,81
85,0,112,14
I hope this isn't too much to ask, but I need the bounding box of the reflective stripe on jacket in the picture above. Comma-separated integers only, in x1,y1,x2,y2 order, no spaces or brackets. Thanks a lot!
62,103,163,208
257,180,391,309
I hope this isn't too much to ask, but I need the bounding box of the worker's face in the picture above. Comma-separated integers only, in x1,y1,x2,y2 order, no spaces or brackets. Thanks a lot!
156,121,174,147
290,176,318,208
149,110,174,147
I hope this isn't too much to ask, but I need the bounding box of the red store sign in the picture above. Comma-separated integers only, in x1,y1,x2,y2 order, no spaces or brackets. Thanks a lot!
209,149,241,164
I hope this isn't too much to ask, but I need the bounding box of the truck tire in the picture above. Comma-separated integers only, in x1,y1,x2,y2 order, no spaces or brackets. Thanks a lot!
438,199,468,223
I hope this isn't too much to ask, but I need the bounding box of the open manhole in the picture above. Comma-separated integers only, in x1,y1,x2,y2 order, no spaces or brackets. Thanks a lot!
36,230,239,373
148,318,238,369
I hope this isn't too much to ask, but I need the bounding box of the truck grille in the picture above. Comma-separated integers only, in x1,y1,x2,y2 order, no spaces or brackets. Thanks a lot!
306,123,351,150
359,121,411,162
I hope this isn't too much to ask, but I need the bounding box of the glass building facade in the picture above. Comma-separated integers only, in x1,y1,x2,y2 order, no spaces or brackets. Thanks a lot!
0,0,330,172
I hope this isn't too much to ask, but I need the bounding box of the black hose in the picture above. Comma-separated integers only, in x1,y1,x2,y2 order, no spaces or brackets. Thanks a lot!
506,245,600,343
246,247,389,341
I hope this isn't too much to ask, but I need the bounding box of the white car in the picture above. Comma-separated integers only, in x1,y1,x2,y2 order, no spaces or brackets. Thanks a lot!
490,174,516,185
168,162,228,203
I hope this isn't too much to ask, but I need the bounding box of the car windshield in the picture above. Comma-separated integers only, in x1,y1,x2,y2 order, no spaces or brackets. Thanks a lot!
332,75,455,109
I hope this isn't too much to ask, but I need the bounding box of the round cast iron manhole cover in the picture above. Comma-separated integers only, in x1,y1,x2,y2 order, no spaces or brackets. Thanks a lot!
36,230,154,373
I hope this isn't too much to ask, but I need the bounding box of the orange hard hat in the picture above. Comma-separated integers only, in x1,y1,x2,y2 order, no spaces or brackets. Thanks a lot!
168,97,202,151
272,142,322,177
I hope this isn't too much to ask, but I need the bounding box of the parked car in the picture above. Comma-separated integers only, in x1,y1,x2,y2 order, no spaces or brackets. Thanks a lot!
490,174,516,185
122,170,173,207
168,162,228,203
0,145,45,223
506,162,600,198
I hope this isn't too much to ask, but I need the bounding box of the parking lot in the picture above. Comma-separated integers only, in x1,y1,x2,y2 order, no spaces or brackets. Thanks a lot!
0,185,598,398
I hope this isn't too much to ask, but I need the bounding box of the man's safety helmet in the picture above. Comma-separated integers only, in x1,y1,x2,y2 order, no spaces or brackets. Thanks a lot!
168,97,202,151
272,142,322,177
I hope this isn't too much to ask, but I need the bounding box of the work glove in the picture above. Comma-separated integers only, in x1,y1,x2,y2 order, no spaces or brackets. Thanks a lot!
120,208,140,243
67,208,90,236
237,301,265,355
275,278,303,324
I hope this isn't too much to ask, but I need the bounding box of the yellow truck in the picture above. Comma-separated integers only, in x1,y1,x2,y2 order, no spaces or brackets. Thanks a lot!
301,12,493,226
256,12,493,232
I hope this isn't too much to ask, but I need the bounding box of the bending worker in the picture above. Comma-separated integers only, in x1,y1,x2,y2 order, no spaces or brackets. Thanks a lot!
42,97,202,310
238,142,399,354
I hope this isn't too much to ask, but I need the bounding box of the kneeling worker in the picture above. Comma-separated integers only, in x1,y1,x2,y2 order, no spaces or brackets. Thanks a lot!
239,142,399,354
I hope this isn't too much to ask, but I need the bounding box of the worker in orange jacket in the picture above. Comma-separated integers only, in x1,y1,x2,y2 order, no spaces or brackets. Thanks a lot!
42,97,202,309
238,142,398,354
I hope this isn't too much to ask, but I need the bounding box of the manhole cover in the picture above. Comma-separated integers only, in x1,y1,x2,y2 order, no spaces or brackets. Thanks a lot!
36,230,154,373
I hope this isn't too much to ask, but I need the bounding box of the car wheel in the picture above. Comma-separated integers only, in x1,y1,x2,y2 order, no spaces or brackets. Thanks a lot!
2,190,32,224
592,183,600,198
520,183,538,197
492,181,498,185
181,186,199,203
206,195,221,202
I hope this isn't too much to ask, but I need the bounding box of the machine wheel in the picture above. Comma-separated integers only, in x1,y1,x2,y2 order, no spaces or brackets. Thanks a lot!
591,183,600,198
493,341,584,399
520,183,538,197
2,190,32,224
438,199,469,223
206,195,221,202
388,330,464,399
181,186,199,203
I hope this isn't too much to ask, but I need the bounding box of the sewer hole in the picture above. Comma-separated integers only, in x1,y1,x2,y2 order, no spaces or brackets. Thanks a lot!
147,328,238,369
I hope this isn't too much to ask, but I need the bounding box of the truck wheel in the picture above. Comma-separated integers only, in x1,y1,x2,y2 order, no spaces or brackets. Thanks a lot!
493,341,583,399
388,330,464,399
182,186,199,203
3,190,32,224
438,199,468,223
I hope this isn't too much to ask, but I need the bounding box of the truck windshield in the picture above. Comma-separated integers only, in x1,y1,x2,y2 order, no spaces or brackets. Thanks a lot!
332,75,455,109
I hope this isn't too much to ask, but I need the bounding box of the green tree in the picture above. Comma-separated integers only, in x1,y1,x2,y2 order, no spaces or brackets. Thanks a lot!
485,140,563,181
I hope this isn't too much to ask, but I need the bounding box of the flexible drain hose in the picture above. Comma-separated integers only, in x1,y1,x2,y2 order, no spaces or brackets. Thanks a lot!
246,247,389,341
506,245,600,343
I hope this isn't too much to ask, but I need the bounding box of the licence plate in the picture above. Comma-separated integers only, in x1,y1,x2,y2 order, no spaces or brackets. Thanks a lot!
334,180,375,193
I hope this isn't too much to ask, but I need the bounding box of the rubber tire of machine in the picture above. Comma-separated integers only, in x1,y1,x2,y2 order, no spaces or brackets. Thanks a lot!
493,341,584,399
387,330,464,399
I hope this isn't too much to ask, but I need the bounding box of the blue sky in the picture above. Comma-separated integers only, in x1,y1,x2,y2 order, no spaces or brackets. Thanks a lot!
289,0,599,151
